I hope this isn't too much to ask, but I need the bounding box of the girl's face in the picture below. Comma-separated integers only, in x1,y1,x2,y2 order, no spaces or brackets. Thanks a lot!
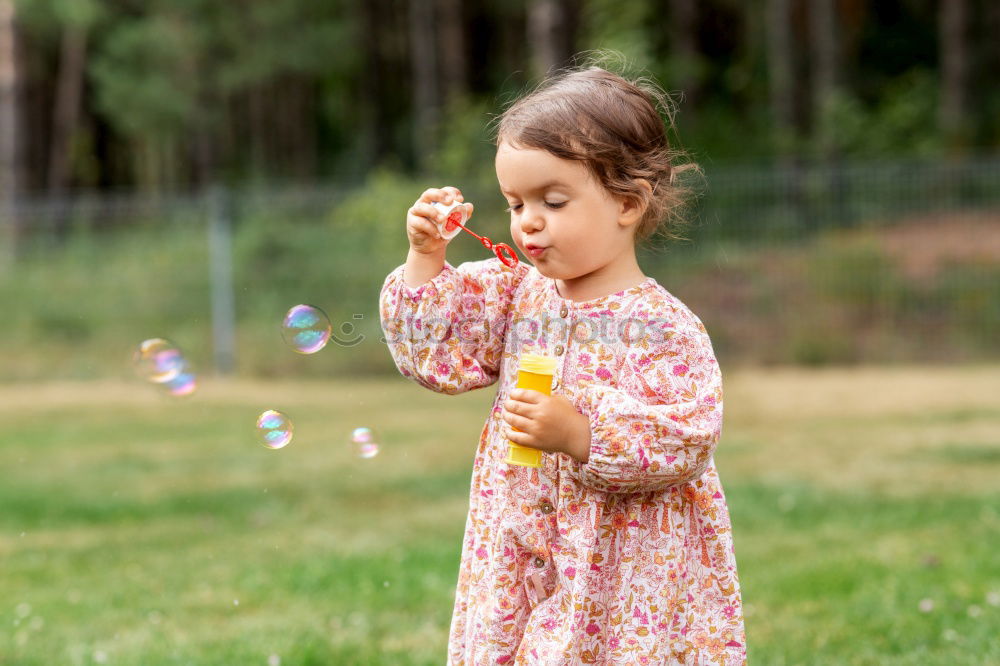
495,141,643,292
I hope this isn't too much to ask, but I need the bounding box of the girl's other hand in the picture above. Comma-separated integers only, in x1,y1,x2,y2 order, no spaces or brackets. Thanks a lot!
406,186,472,255
502,390,592,463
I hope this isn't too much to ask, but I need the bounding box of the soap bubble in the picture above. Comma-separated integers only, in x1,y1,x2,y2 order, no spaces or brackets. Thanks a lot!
162,371,198,396
257,410,293,449
350,426,380,459
281,305,332,354
133,338,197,396
133,338,186,383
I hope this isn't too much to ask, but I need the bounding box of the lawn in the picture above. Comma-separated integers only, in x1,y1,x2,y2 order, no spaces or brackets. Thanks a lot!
2,366,999,664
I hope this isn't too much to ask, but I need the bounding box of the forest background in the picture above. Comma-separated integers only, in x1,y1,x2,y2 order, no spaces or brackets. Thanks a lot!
3,0,999,192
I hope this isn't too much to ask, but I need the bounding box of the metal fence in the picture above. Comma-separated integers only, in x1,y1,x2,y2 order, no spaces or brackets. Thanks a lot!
697,156,1000,242
2,156,998,381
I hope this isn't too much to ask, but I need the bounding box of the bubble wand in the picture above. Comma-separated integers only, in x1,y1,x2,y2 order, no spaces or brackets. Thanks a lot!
432,201,519,268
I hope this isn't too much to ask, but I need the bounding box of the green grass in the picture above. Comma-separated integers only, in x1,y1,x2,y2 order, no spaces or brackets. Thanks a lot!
2,367,1000,664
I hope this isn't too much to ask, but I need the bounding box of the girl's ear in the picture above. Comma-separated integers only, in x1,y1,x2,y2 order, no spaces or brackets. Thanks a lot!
618,179,653,228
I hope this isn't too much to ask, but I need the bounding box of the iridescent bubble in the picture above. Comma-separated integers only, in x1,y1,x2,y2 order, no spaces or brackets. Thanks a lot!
351,426,380,459
281,304,332,354
133,338,186,383
162,371,197,397
257,410,293,449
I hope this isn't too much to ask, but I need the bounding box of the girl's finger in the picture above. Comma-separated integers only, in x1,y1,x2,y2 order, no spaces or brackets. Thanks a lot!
408,211,436,232
511,389,543,403
442,186,463,202
415,219,441,239
412,202,443,221
504,426,529,445
503,412,531,432
420,188,449,204
505,399,533,419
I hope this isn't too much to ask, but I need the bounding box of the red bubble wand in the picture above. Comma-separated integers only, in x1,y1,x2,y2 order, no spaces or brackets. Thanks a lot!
436,202,519,268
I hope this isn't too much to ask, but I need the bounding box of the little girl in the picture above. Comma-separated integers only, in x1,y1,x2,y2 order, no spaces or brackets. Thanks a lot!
380,65,745,665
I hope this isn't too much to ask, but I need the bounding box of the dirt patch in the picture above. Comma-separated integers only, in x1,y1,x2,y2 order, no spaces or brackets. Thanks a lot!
874,210,1000,280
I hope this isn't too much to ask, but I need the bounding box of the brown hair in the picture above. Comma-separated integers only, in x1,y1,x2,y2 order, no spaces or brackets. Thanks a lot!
491,57,699,244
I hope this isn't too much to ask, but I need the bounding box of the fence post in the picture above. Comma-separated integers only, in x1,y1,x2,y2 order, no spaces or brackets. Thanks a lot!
207,185,237,375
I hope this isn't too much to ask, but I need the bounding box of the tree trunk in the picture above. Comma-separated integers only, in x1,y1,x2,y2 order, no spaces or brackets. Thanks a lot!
990,2,1000,79
939,0,969,153
47,25,89,240
0,0,23,263
437,0,468,109
292,78,317,180
527,0,577,79
668,0,699,108
765,0,796,155
408,0,440,171
191,110,216,188
357,0,392,170
249,84,266,177
48,26,88,192
809,0,839,155
809,0,848,227
765,0,808,230
989,2,1000,146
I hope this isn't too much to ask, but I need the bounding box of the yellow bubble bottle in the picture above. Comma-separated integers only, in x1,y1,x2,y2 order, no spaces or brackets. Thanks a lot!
505,353,558,468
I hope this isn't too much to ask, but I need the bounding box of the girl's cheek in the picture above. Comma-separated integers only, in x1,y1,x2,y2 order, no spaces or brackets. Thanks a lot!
509,224,524,249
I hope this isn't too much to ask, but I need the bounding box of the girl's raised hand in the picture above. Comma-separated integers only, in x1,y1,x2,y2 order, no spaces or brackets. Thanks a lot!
406,186,473,255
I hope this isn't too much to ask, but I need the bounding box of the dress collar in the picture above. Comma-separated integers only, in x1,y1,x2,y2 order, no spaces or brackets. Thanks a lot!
547,275,658,309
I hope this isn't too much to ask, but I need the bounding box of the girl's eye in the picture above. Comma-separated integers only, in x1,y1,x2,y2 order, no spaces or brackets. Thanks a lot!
504,202,566,213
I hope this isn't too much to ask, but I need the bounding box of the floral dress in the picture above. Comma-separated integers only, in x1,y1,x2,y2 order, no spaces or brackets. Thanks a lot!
380,258,746,665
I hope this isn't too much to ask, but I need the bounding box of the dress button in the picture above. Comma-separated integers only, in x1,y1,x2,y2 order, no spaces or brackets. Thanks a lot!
540,501,554,514
533,556,546,568
559,306,568,318
555,345,564,356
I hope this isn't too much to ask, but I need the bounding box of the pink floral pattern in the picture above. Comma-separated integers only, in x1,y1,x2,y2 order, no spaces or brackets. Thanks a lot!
380,258,745,665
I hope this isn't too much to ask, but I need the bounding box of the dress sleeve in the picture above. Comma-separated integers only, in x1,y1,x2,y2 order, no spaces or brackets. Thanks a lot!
570,314,723,494
379,257,529,394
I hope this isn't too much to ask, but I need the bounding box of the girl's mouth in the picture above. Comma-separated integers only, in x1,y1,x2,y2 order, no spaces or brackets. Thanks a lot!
525,244,547,258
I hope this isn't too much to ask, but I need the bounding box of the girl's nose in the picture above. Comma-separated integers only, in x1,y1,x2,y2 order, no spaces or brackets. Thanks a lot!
519,206,545,233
